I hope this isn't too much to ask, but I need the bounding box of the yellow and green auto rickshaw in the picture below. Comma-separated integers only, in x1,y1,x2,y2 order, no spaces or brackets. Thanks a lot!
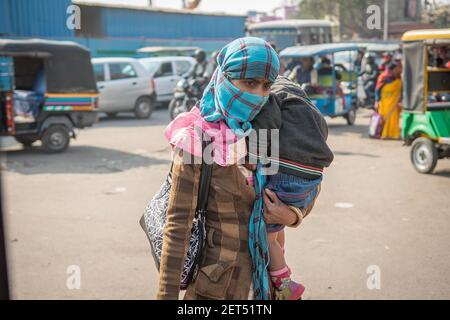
401,29,450,173
0,39,98,153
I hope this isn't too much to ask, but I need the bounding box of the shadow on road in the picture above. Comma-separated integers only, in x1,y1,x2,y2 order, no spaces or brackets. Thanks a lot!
1,145,171,175
333,150,379,158
433,169,450,178
95,110,170,129
327,123,369,139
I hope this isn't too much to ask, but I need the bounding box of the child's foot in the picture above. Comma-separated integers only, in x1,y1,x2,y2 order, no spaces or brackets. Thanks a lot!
274,279,305,300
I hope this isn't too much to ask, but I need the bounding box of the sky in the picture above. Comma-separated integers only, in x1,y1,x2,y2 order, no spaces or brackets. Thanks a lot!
77,0,291,15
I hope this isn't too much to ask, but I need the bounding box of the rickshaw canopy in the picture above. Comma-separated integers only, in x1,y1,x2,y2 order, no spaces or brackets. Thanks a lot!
280,43,360,59
0,39,98,94
401,29,450,112
355,42,400,52
402,29,450,42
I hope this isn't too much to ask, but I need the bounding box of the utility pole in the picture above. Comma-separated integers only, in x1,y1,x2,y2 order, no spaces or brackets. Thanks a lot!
147,0,152,6
384,0,389,40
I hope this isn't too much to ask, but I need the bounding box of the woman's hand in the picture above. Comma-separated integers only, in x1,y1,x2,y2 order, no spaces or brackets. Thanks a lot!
262,189,298,226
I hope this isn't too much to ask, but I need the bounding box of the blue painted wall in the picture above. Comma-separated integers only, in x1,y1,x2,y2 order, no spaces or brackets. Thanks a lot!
0,0,246,56
0,0,74,37
101,7,245,40
0,0,12,36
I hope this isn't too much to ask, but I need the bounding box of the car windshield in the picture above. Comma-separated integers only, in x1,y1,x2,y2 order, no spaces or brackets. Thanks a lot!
139,59,161,75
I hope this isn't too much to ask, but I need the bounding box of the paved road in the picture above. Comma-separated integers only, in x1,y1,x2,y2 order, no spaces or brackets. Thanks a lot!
1,108,449,299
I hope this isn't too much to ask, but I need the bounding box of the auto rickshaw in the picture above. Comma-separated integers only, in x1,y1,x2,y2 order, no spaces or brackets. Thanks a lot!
0,39,99,153
280,43,360,125
401,29,450,174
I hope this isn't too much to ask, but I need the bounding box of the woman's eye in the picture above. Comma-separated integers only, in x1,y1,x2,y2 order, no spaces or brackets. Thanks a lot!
264,83,273,90
244,80,256,87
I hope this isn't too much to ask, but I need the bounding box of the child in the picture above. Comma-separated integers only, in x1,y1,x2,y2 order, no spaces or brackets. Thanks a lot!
249,76,334,300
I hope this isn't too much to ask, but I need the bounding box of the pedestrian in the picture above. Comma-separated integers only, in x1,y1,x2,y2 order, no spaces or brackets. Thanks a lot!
159,37,304,300
288,56,318,86
375,61,403,139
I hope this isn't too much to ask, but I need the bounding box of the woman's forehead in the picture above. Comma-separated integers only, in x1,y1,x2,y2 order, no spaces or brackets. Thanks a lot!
246,78,273,84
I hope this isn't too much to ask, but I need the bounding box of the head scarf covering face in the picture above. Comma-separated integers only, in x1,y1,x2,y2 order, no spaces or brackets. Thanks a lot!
199,37,280,138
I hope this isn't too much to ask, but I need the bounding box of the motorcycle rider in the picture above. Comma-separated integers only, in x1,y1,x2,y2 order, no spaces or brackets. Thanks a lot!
169,49,209,119
188,49,209,96
359,53,379,107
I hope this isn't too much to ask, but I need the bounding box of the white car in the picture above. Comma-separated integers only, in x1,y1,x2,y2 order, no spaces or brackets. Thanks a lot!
138,56,196,104
92,57,156,118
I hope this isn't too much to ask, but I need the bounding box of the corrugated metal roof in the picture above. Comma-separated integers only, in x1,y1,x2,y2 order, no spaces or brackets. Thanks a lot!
73,0,245,17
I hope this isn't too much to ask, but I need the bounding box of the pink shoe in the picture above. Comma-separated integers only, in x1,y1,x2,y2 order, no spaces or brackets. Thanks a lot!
274,279,305,300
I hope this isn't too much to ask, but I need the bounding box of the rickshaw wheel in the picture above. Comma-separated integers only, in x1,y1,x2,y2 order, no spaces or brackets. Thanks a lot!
411,137,438,174
41,125,70,153
345,107,356,126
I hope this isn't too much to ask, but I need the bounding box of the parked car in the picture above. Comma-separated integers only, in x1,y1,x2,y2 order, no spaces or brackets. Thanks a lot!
138,56,196,104
91,57,156,118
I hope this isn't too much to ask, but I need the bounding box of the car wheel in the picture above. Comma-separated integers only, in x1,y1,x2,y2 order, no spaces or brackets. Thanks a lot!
15,136,37,147
134,97,153,119
41,125,70,153
411,137,438,174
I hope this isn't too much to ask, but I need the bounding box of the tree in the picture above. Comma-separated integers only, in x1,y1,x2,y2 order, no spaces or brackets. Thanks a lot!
297,0,384,39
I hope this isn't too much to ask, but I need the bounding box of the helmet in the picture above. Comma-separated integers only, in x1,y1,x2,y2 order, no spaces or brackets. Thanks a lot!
195,49,206,63
364,52,376,63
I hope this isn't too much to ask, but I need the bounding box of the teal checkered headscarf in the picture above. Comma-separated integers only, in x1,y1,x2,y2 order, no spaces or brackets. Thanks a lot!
199,37,280,138
199,37,280,300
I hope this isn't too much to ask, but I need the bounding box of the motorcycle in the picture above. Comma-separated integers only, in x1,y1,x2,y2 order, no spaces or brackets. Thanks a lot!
357,77,376,109
168,77,205,120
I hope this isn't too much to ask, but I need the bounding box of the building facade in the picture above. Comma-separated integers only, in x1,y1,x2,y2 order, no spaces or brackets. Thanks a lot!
0,0,246,56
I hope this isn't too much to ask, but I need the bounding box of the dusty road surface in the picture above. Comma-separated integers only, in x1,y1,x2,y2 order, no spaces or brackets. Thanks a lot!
1,108,449,299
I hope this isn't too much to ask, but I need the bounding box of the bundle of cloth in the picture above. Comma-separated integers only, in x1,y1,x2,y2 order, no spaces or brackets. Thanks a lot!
13,90,42,123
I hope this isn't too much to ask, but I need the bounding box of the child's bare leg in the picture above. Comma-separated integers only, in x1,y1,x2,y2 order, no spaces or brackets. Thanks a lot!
268,230,305,299
267,231,286,271
277,229,285,252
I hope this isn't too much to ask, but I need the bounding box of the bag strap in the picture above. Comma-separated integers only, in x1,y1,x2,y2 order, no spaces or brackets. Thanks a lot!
166,127,212,218
195,128,213,219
